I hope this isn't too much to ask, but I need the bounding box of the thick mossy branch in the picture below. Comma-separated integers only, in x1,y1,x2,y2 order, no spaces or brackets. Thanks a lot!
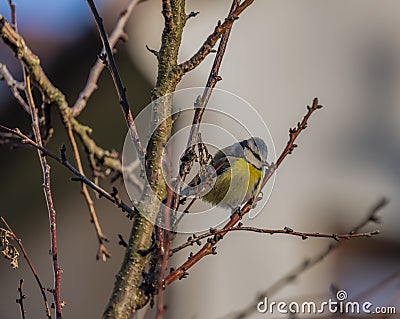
102,1,187,318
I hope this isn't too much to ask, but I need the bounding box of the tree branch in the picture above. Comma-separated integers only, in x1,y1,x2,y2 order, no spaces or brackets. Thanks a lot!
165,98,323,286
171,227,379,255
178,0,254,75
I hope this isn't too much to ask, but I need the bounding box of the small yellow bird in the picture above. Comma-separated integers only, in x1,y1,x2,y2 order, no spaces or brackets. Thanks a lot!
182,137,268,210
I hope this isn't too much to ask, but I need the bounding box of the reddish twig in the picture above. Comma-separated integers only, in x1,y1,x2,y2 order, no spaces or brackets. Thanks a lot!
25,76,62,318
86,0,145,164
71,0,142,116
171,227,379,255
1,217,52,319
164,98,323,286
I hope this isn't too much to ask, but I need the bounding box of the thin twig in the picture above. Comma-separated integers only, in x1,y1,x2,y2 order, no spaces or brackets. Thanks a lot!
71,0,142,116
171,227,379,255
164,98,323,286
178,0,254,75
25,76,62,318
0,125,138,219
16,279,26,319
86,0,145,165
0,217,52,319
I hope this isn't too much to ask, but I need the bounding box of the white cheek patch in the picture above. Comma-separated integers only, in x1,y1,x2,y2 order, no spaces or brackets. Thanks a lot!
244,148,263,169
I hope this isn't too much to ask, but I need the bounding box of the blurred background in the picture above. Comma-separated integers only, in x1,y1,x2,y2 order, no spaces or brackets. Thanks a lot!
0,0,399,318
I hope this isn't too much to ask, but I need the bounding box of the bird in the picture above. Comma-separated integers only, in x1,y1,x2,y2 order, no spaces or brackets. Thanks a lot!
181,137,268,210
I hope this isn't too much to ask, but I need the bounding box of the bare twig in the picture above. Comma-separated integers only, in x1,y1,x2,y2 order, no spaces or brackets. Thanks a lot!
164,98,323,286
1,217,52,319
178,0,254,75
16,279,26,319
0,125,138,219
86,0,145,164
71,0,142,116
25,76,62,318
171,227,379,255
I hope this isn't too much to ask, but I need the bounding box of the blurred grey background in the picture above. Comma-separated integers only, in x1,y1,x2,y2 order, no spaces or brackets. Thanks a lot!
0,0,399,318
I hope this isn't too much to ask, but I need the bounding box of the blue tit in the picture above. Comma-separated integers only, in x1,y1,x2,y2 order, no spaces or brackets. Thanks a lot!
181,137,268,210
